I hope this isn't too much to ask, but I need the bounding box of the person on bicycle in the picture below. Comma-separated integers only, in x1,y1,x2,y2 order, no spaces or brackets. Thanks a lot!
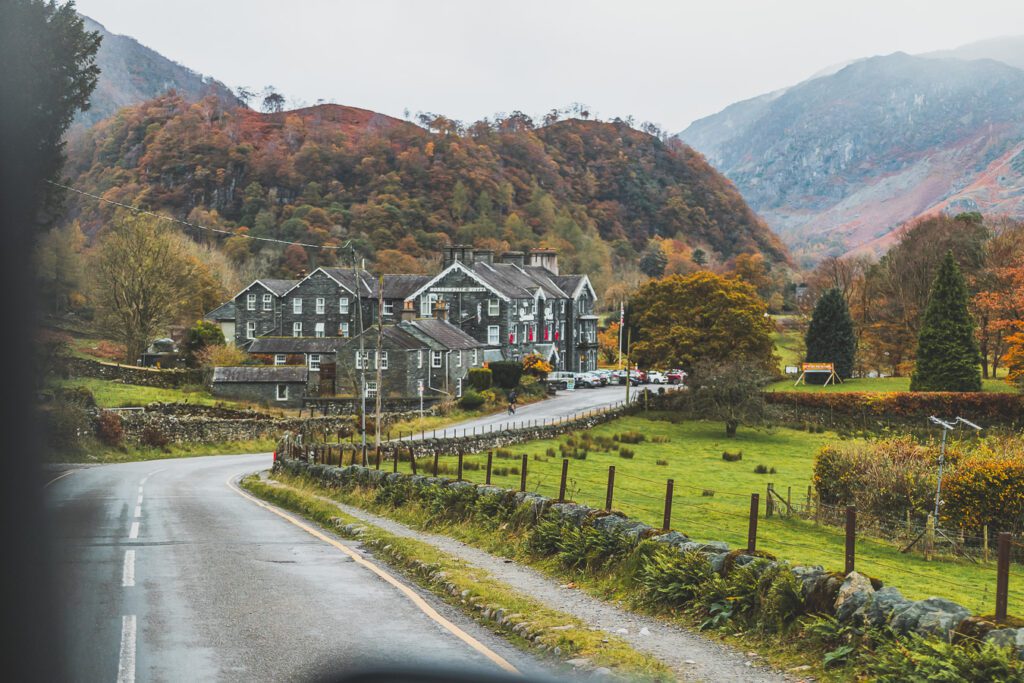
507,389,518,415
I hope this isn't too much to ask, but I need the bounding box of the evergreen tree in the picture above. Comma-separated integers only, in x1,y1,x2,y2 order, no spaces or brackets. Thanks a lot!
804,288,856,381
910,251,981,392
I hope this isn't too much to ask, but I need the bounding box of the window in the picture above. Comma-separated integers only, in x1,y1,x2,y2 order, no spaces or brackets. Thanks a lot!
560,300,566,314
339,322,350,338
456,377,463,398
246,321,256,339
379,351,389,370
314,322,325,338
510,325,518,344
431,350,443,368
246,293,256,311
383,300,394,316
308,354,321,371
292,298,302,314
275,384,288,401
417,350,423,369
365,381,377,399
456,350,462,368
487,325,499,345
292,322,302,337
262,293,272,311
488,299,500,316
420,292,438,317
471,349,478,365
339,297,349,314
355,350,369,369
274,354,286,366
316,297,325,314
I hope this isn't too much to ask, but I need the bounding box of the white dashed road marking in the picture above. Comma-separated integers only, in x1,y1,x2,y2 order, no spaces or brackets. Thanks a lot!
128,522,139,540
116,615,136,683
122,550,135,587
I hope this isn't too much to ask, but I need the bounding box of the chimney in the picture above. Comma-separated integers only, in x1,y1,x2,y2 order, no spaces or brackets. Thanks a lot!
432,297,450,322
442,244,474,269
474,249,494,265
401,299,416,322
528,248,559,275
500,250,526,268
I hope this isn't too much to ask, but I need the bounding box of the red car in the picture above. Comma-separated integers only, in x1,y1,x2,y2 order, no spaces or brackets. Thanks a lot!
666,369,687,385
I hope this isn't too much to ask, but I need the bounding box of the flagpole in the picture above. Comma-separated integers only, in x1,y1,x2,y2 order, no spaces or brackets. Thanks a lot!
617,300,624,369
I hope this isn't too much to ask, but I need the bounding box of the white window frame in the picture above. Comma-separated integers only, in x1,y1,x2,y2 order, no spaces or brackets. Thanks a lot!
314,322,325,338
487,325,499,346
246,293,256,311
488,299,500,316
316,297,325,314
431,350,443,368
421,293,438,317
365,381,378,399
308,353,321,371
511,325,518,344
245,321,256,339
339,297,349,314
383,300,394,316
417,350,423,368
274,354,286,366
471,349,478,365
380,351,389,370
456,350,462,367
262,293,272,311
275,384,288,401
355,350,369,369
292,322,302,337
292,297,302,314
456,377,463,398
339,322,350,338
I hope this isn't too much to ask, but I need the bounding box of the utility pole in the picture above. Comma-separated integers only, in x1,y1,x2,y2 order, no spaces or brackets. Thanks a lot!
617,300,624,370
374,275,384,457
354,251,367,455
624,326,631,405
929,416,981,520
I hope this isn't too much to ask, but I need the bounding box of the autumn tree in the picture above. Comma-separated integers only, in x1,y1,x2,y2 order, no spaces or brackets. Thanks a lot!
804,288,856,380
598,321,622,365
35,220,85,313
261,86,285,113
89,213,214,364
685,359,773,437
638,242,668,278
629,271,777,372
910,251,981,392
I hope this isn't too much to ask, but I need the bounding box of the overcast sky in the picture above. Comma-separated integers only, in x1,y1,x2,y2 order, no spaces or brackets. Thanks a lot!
74,0,1024,131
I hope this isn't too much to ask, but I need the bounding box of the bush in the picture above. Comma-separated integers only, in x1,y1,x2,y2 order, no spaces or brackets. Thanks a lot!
617,431,646,444
458,388,486,410
519,374,546,398
866,633,1024,681
656,459,669,466
545,447,556,458
722,450,743,462
94,410,124,447
467,367,492,391
55,385,96,408
943,439,1024,534
140,424,170,449
753,464,776,474
183,320,225,367
619,448,635,459
489,361,523,389
702,489,715,497
495,448,514,459
45,400,91,454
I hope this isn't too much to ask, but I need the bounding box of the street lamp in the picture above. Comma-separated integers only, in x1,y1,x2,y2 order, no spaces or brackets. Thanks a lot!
929,415,982,520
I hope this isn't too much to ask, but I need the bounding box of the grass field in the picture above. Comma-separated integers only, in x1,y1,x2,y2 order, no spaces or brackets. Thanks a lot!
389,414,1022,616
51,377,266,411
767,376,1018,394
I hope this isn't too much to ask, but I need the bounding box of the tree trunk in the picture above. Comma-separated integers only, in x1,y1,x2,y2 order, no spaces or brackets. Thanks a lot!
725,420,738,438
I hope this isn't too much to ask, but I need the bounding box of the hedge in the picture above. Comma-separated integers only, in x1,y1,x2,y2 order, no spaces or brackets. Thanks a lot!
489,361,523,390
766,392,1024,429
467,367,492,391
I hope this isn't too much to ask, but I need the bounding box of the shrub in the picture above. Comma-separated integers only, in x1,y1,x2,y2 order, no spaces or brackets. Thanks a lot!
495,448,514,459
94,410,124,447
55,385,96,408
140,424,170,449
196,342,248,368
702,489,715,497
617,431,646,444
866,633,1024,681
44,400,91,454
545,447,556,458
943,439,1024,534
467,367,493,391
519,374,546,398
638,549,714,607
458,389,486,410
753,464,771,474
619,448,635,459
183,320,225,367
722,450,743,462
656,459,669,466
651,435,671,443
489,361,523,389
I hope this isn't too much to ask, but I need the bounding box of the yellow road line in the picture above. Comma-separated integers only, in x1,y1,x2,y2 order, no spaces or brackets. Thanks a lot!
44,470,75,488
226,475,520,675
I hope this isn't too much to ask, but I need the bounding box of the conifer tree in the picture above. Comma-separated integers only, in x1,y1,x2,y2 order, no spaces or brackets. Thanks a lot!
910,251,981,392
804,288,856,381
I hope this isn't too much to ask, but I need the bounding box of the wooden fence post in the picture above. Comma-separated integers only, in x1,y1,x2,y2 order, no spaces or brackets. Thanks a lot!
662,479,674,532
766,483,774,517
558,458,569,502
605,466,616,511
520,453,528,492
486,452,493,485
984,525,990,563
787,486,792,515
433,452,439,477
845,505,856,575
747,493,759,552
457,453,463,481
996,532,1011,624
925,514,935,561
392,446,398,473
410,448,417,475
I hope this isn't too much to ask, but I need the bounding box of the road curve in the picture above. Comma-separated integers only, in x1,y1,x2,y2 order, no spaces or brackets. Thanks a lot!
48,454,553,681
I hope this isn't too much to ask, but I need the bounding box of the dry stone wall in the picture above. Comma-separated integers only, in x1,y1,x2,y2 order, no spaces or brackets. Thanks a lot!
67,356,203,389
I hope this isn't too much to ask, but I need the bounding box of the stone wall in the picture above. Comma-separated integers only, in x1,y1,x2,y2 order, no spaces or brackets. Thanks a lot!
106,408,355,446
67,356,203,389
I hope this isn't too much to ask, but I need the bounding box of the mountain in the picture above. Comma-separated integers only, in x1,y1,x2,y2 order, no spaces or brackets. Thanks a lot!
62,93,788,294
72,16,238,131
924,35,1024,71
679,48,1024,265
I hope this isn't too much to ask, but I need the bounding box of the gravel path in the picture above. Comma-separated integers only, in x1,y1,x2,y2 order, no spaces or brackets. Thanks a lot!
315,493,791,682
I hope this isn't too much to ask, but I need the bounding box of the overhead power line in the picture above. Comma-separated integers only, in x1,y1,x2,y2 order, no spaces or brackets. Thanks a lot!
46,179,334,250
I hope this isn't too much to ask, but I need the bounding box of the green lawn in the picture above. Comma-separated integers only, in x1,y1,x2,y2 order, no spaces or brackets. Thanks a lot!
52,377,262,410
768,376,1018,394
393,414,1022,616
771,326,804,369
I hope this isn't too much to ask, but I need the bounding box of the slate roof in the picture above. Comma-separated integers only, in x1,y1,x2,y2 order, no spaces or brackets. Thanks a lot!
469,261,567,299
552,274,585,298
340,325,426,351
248,338,345,354
260,279,299,296
403,319,484,350
319,268,377,296
205,300,235,321
381,274,431,299
212,366,308,383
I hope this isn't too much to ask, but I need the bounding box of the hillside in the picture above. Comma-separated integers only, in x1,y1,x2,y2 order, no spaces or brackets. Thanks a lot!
72,16,238,131
679,50,1024,265
62,94,787,294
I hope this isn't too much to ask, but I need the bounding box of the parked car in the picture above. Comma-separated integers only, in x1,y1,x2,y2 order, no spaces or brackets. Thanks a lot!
545,371,577,390
615,370,641,386
647,371,667,384
593,369,612,385
666,369,687,385
574,372,601,388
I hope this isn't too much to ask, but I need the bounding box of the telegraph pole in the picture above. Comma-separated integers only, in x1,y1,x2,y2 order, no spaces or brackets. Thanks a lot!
374,275,384,456
354,250,367,455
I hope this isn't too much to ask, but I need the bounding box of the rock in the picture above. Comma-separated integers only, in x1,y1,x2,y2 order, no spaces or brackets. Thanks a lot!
615,628,628,634
679,540,729,554
652,530,691,547
834,572,874,624
862,586,912,628
986,628,1024,657
566,658,591,668
890,598,970,637
550,502,595,526
639,627,650,635
710,553,728,574
593,667,612,677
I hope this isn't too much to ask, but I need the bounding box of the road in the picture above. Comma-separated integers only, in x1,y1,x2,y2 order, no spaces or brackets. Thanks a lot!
405,384,672,439
48,454,553,682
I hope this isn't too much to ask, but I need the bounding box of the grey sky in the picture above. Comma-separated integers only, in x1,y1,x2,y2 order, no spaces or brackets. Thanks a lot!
74,0,1024,131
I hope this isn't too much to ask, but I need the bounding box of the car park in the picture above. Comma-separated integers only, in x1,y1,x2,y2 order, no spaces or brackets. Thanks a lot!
545,371,577,390
647,370,667,384
574,372,601,388
593,369,612,385
666,369,687,385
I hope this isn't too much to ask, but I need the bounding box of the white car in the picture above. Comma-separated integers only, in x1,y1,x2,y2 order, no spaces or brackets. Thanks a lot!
646,371,667,384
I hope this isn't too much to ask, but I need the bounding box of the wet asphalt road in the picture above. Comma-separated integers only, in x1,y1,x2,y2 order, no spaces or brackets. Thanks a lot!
48,454,553,682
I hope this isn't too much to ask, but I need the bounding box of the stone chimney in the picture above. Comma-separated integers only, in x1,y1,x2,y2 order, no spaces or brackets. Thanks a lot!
432,297,450,322
500,250,526,268
528,248,559,275
401,299,416,322
474,249,494,265
442,244,474,269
